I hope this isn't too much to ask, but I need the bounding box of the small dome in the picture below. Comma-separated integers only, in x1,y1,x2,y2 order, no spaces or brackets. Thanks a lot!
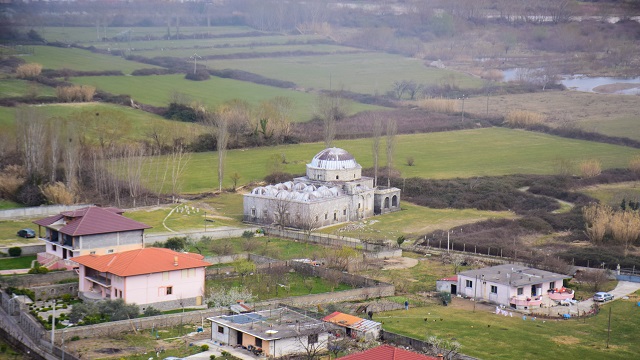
309,147,359,170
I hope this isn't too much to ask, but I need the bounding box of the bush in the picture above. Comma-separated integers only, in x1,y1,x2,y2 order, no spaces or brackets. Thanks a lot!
8,247,22,257
242,230,254,239
164,237,187,251
15,63,42,78
185,69,211,81
70,335,80,341
580,159,602,178
417,98,457,113
28,266,49,274
629,155,640,175
406,156,415,166
201,344,210,351
55,85,96,102
143,306,162,317
40,182,75,205
504,110,545,127
164,102,198,122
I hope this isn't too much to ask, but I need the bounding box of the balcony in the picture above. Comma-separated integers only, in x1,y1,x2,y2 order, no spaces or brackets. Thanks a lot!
548,288,574,301
86,275,111,287
510,296,542,308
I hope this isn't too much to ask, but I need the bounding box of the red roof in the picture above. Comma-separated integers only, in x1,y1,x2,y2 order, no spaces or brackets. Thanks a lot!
33,206,150,236
71,248,211,277
338,345,439,360
439,276,458,282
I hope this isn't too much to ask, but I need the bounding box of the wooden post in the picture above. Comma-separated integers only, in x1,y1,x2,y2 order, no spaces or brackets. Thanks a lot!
463,243,466,252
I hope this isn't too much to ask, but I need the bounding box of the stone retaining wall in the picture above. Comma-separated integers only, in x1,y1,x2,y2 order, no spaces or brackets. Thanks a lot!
34,283,79,301
0,204,93,220
0,271,77,288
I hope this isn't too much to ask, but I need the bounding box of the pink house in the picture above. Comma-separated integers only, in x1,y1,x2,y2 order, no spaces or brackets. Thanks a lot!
33,206,151,270
72,248,212,310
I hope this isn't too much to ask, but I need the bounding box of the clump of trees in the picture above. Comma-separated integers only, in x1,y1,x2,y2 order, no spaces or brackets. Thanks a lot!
15,63,42,78
580,159,602,178
55,85,96,102
68,299,140,325
583,203,640,256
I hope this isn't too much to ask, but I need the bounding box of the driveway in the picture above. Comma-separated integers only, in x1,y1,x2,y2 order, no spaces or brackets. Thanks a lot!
184,340,261,360
545,280,640,316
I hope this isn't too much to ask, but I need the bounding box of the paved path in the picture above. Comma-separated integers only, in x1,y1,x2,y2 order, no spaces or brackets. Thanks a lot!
185,340,259,360
545,280,640,316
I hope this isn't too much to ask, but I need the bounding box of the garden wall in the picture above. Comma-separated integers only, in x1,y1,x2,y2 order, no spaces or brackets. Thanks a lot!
0,270,77,288
0,204,93,220
0,244,45,256
145,227,259,244
34,283,79,301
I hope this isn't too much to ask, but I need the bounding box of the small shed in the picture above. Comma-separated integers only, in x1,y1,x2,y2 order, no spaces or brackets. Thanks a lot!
322,312,381,341
436,275,458,294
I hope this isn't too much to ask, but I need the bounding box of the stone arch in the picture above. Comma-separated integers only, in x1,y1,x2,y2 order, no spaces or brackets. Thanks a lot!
384,197,390,209
392,195,398,207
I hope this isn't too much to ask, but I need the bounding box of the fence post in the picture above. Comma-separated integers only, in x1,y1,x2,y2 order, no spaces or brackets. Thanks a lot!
488,247,490,256
474,245,476,254
439,239,442,249
463,243,465,252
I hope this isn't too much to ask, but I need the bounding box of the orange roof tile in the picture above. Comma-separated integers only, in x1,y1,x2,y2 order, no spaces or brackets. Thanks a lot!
323,312,363,327
71,248,211,277
338,345,439,360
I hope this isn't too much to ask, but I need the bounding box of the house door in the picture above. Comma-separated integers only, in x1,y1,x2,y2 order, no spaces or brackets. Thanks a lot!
531,285,536,297
451,284,457,295
62,248,68,259
236,331,243,346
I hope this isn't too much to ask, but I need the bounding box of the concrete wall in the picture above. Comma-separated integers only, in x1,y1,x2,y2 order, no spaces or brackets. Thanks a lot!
0,244,45,256
0,271,77,289
33,283,79,301
263,227,397,254
0,204,93,220
616,274,640,283
145,227,259,244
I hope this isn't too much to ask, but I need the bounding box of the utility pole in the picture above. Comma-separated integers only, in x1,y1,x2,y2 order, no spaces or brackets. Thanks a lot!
190,53,202,74
473,275,478,312
606,307,612,348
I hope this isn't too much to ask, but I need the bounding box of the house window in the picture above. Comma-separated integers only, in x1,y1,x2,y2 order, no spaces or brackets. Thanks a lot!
490,285,498,294
308,334,318,344
517,287,524,295
218,326,224,334
466,280,473,288
107,249,114,254
336,175,339,179
251,208,256,217
256,338,263,347
119,290,122,298
90,251,96,255
333,213,337,220
550,281,556,290
166,286,173,295
343,209,346,216
163,271,169,280
325,213,328,220
52,245,57,252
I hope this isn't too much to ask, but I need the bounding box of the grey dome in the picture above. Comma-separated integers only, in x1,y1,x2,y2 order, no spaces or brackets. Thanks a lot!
309,148,359,170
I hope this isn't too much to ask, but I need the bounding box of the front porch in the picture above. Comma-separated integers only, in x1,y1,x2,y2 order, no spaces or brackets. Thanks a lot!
509,296,542,310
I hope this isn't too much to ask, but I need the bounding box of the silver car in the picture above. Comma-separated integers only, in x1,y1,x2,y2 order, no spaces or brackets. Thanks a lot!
593,292,614,302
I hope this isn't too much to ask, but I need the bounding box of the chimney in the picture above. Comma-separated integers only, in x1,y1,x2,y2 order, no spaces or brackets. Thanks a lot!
174,256,178,266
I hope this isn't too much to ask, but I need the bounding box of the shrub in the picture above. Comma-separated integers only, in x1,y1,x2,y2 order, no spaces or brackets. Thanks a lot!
629,155,640,175
55,85,96,102
28,266,49,274
200,344,210,351
8,247,22,257
143,306,162,317
164,102,198,122
70,336,80,341
40,182,75,205
504,110,545,127
0,172,25,201
16,63,42,78
185,69,211,81
242,230,254,239
406,156,415,166
580,159,602,178
164,237,187,251
417,98,457,113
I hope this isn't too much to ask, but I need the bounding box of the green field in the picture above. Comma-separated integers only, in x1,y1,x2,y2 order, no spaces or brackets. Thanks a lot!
129,43,361,59
137,128,640,193
579,181,640,207
0,103,205,144
0,79,55,98
320,202,515,241
381,294,640,360
25,46,158,73
204,52,485,94
0,219,40,245
71,74,383,121
0,256,36,270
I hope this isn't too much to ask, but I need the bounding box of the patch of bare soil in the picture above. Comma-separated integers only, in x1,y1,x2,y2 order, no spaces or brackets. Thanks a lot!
552,336,581,346
448,297,495,313
382,257,419,270
593,83,640,94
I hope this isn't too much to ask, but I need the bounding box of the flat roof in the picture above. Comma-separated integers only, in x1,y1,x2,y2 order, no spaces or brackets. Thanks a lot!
458,264,570,287
208,308,327,341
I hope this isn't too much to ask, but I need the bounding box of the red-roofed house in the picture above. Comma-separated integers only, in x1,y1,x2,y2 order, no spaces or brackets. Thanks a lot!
34,206,151,270
338,345,440,360
72,247,211,310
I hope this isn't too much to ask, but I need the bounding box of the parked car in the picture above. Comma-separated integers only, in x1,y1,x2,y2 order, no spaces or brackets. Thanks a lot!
593,292,614,302
559,299,578,306
16,228,36,238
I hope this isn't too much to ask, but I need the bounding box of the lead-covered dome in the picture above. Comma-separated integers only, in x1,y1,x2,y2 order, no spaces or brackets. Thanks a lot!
309,147,359,170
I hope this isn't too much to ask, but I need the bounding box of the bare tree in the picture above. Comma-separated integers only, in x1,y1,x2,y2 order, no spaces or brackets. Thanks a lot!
123,143,147,208
294,324,329,360
61,120,81,191
300,209,320,241
166,142,191,203
16,107,47,184
48,119,61,183
385,118,397,187
315,92,350,148
271,197,291,229
575,269,610,292
371,113,384,187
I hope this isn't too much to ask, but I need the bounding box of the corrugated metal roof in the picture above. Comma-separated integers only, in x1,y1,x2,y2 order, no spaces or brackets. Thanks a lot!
350,318,381,332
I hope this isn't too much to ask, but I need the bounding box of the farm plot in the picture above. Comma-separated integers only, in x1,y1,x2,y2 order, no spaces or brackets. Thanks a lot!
0,79,55,98
129,43,362,59
71,74,383,121
204,52,485,94
25,46,159,73
138,127,640,193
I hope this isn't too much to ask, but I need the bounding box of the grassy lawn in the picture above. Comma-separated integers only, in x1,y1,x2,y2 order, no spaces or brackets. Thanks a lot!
207,272,353,301
0,79,55,98
206,52,484,94
578,181,640,207
463,90,640,141
0,256,36,270
0,103,205,144
25,46,158,73
196,236,333,260
137,128,640,193
0,200,23,210
380,292,640,360
71,74,383,121
131,43,362,58
0,219,41,246
319,202,515,241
